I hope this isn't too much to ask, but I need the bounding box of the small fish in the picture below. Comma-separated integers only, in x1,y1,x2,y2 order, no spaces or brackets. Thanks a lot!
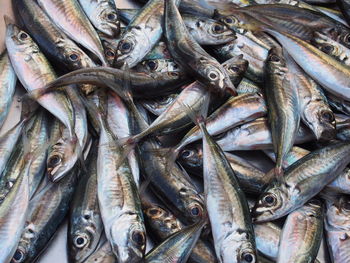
252,141,350,222
79,0,120,37
165,0,236,95
37,0,108,65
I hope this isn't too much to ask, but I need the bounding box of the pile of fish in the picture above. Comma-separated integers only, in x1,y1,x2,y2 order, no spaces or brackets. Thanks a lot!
1,0,350,262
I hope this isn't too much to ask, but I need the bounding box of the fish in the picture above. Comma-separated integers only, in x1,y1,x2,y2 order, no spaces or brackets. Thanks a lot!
284,49,335,140
78,0,120,37
197,107,257,263
266,30,350,100
0,51,16,129
68,144,103,263
5,19,75,139
165,0,236,95
324,195,350,263
13,0,96,71
143,202,218,263
264,48,300,176
12,168,78,263
277,199,324,263
36,0,108,65
84,241,116,263
145,220,205,263
252,141,350,222
253,222,281,260
135,59,181,74
236,78,262,95
337,0,350,26
140,93,179,116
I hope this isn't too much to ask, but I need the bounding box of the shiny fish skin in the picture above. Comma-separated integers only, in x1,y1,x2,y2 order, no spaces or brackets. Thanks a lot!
252,141,350,222
136,59,181,74
78,0,120,37
0,160,29,263
284,50,335,141
199,117,257,263
143,203,218,263
253,222,281,260
140,93,179,116
145,221,205,263
324,195,350,263
84,241,116,263
264,48,300,175
5,21,75,139
174,93,267,158
277,199,324,263
13,0,96,71
37,0,107,66
68,145,103,263
236,78,262,95
12,168,78,263
0,51,16,129
267,30,350,100
165,0,235,95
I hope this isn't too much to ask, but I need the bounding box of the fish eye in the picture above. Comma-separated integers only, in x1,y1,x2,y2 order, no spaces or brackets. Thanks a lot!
147,60,157,71
209,71,219,80
229,66,240,73
105,49,115,58
147,208,163,218
322,45,334,53
19,32,29,40
132,231,145,246
181,150,192,158
69,53,79,61
107,13,117,21
84,214,91,220
189,204,203,217
213,24,224,33
263,194,276,205
48,155,61,167
74,236,88,248
242,252,255,263
119,41,132,52
321,111,334,122
225,17,233,24
345,34,350,43
169,72,179,77
270,55,280,62
13,249,24,262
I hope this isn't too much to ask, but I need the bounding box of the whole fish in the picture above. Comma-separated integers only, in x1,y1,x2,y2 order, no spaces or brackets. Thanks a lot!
0,51,16,129
13,0,96,71
37,0,107,65
5,19,75,139
264,48,300,175
0,158,29,263
284,50,335,140
173,93,267,159
252,141,350,222
68,144,103,263
96,106,146,262
214,118,314,152
312,32,350,67
78,0,120,37
11,168,78,263
277,199,324,263
324,195,350,263
118,8,235,46
114,0,174,68
165,0,235,95
198,111,257,263
43,67,189,99
145,221,205,263
266,30,350,101
143,202,218,263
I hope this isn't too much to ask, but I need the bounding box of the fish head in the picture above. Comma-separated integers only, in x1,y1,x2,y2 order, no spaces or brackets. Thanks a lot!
251,181,290,222
97,8,120,37
115,29,144,68
11,247,27,263
182,191,206,224
69,212,103,262
47,137,77,182
178,145,203,171
220,231,257,263
312,33,340,57
57,40,96,70
5,17,39,56
304,103,336,140
194,18,236,43
334,32,350,50
222,55,249,85
326,195,350,229
143,204,182,236
198,57,236,95
110,213,146,263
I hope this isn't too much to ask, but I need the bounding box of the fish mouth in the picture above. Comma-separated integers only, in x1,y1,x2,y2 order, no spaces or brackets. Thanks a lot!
315,128,336,141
